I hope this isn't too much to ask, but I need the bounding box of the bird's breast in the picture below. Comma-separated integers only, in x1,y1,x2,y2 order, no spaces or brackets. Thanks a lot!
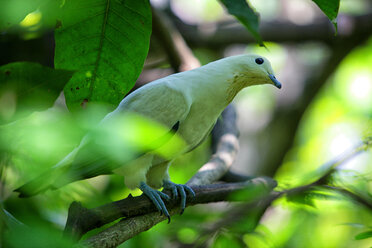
177,102,224,151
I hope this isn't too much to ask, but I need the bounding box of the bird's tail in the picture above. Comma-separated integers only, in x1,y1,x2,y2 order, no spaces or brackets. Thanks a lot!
14,166,66,198
15,146,81,197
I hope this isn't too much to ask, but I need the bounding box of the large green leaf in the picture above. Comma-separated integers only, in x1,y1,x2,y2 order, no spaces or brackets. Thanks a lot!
219,0,262,45
54,0,152,111
0,62,73,124
312,0,340,30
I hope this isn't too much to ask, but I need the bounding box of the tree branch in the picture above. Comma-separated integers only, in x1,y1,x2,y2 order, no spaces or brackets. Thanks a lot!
78,178,277,247
172,12,372,48
151,8,200,72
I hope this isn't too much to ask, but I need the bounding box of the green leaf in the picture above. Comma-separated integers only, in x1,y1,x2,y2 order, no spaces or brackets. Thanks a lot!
312,0,340,30
0,0,39,31
54,0,152,111
0,0,64,33
228,177,276,202
219,0,262,46
355,230,372,240
0,62,73,124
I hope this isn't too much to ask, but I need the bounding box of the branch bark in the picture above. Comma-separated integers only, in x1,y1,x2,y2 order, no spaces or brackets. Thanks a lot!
172,12,372,48
80,178,277,248
151,8,200,72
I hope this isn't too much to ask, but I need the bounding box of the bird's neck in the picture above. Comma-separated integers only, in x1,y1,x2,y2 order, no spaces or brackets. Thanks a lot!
190,61,245,106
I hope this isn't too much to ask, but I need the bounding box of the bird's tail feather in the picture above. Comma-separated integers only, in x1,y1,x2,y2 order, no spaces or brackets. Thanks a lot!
14,166,66,198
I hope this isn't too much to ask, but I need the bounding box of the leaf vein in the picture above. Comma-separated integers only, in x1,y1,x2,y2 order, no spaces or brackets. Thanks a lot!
110,7,144,35
106,21,134,44
59,10,106,32
103,36,134,62
90,0,111,97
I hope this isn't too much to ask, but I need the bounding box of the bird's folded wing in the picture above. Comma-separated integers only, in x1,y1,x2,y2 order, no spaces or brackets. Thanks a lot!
115,82,191,130
55,83,191,184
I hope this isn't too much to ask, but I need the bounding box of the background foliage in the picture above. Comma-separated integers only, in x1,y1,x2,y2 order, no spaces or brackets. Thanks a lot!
0,0,372,247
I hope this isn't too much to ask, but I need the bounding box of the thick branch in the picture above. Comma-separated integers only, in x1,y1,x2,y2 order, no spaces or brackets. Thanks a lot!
78,177,277,247
152,8,200,72
172,12,372,48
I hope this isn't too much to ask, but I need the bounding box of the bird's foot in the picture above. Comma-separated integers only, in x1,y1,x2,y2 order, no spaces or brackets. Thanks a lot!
139,182,171,223
162,180,195,215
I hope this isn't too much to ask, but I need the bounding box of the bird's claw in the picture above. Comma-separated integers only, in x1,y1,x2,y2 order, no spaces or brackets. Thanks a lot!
163,180,195,215
140,182,171,223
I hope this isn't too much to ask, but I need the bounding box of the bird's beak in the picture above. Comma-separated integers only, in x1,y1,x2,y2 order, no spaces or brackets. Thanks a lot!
269,74,282,89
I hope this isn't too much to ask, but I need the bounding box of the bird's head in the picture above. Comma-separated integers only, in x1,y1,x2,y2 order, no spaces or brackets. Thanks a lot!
230,54,282,89
221,54,281,103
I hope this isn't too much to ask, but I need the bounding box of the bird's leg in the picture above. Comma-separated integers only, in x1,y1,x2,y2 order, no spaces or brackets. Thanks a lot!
162,180,195,215
139,181,171,222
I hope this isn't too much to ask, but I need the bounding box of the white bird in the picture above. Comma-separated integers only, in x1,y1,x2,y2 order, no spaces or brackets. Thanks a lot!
15,54,281,221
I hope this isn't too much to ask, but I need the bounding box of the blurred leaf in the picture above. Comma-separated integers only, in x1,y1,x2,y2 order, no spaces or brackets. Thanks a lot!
339,222,366,228
39,0,64,27
228,178,275,202
4,220,75,248
177,227,198,244
0,108,84,184
286,188,341,208
286,192,316,208
213,232,242,248
312,0,340,30
355,230,372,240
11,111,187,197
0,0,39,31
0,0,64,32
0,208,25,230
219,0,263,46
0,62,73,124
88,112,187,164
54,0,152,112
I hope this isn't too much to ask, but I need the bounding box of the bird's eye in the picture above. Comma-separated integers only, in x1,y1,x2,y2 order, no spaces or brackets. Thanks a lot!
255,58,264,65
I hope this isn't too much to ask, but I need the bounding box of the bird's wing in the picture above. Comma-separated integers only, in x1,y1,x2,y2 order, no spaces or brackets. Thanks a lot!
186,120,215,153
53,82,190,186
114,81,191,129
